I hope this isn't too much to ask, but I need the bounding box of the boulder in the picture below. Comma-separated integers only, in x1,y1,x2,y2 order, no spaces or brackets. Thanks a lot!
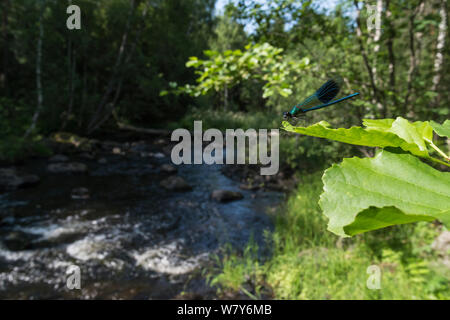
71,187,90,200
140,152,152,158
153,152,165,159
160,164,177,174
160,176,192,192
101,141,122,151
48,154,69,162
2,231,39,251
79,152,95,160
47,162,88,174
211,190,244,203
0,168,40,191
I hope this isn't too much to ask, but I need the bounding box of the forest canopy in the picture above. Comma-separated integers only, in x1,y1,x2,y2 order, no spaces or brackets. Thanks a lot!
0,0,448,140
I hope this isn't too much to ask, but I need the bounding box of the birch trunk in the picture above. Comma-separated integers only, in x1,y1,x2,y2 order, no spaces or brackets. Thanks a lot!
431,0,447,105
371,0,383,86
354,0,383,116
25,1,45,138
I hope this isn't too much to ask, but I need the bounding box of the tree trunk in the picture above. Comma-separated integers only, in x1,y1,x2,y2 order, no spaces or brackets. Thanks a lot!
370,0,383,87
431,0,447,106
385,0,396,114
61,0,75,130
25,1,45,138
87,0,135,134
354,0,383,117
61,39,75,130
403,1,424,115
224,84,228,111
87,0,151,134
1,0,10,92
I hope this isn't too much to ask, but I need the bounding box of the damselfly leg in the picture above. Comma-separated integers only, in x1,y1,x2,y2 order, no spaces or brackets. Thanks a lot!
286,114,307,127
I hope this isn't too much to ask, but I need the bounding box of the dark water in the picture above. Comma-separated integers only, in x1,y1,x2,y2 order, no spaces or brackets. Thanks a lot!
0,143,283,299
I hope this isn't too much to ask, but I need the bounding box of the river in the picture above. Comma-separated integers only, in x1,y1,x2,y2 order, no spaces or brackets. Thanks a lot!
0,139,284,299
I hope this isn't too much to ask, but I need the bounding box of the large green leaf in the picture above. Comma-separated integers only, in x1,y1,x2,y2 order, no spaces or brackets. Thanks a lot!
319,150,450,237
430,120,450,138
282,118,429,157
282,117,450,166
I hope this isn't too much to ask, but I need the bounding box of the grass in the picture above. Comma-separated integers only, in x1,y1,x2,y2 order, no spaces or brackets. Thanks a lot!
208,173,450,300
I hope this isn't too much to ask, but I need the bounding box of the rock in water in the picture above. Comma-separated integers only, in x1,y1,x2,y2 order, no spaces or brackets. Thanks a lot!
211,190,244,203
160,176,192,192
112,147,122,155
153,152,165,159
160,164,177,174
48,154,69,162
71,187,90,200
0,168,40,191
3,231,40,251
47,162,88,174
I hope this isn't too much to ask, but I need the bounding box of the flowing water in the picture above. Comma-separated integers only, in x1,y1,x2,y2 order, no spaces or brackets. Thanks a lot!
0,141,283,299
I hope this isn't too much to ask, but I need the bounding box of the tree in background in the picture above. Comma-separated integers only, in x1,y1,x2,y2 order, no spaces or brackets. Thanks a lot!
0,0,448,139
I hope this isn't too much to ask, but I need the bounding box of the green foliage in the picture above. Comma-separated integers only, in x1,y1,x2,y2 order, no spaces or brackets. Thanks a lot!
209,174,450,299
2,0,217,133
167,107,280,131
0,136,52,163
321,151,449,236
282,117,450,236
283,117,449,165
431,120,450,138
0,98,30,137
164,42,310,101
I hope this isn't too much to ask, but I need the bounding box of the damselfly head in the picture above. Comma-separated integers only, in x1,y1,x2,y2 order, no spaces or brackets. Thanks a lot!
283,111,292,120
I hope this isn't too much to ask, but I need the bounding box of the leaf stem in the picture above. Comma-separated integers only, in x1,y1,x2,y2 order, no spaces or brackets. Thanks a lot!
428,156,450,168
424,137,450,162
